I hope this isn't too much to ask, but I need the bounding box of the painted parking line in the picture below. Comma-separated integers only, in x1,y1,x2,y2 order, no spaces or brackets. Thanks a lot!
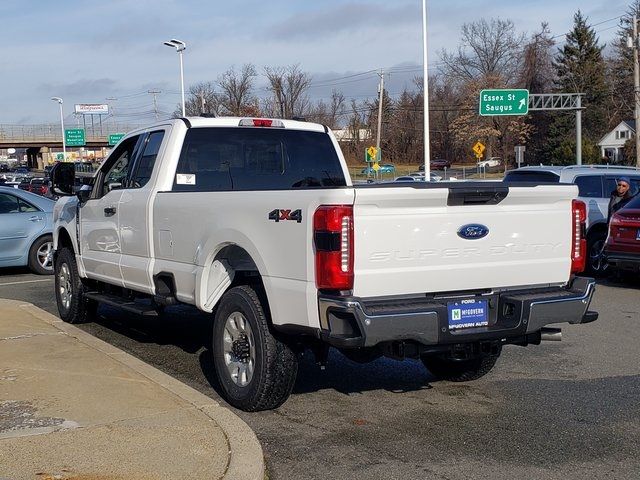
0,279,54,287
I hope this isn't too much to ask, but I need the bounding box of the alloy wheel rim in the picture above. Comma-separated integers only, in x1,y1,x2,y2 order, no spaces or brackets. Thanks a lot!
58,263,72,311
37,241,54,271
589,239,608,272
222,311,256,387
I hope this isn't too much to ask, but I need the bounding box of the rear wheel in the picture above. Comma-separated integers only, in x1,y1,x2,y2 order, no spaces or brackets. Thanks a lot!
212,285,298,411
422,348,501,382
28,235,54,275
586,230,609,276
54,247,98,324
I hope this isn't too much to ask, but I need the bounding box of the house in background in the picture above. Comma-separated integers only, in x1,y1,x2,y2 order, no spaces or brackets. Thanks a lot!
598,120,635,163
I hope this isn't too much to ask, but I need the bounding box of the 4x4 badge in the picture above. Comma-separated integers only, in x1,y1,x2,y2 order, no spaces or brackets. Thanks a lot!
268,209,302,223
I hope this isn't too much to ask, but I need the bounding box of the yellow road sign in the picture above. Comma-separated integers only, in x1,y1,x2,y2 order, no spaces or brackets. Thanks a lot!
372,162,380,172
472,141,485,156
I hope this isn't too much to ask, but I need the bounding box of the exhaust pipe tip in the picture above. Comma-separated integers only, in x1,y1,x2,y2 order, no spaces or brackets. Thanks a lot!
540,327,562,342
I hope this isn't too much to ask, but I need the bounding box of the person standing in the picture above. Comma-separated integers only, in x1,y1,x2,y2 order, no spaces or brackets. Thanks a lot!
608,177,637,221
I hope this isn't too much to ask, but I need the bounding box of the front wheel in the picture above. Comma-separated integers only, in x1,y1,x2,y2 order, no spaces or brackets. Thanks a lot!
54,247,97,324
212,285,298,411
422,348,501,382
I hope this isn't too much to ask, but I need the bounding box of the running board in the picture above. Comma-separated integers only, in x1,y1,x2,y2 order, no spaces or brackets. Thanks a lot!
84,292,159,316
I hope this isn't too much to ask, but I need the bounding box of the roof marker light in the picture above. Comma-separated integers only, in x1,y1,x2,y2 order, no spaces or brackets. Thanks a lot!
238,118,285,128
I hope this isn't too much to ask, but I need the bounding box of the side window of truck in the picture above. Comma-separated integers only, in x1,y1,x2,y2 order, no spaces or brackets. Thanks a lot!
172,127,346,192
94,135,142,198
129,131,165,188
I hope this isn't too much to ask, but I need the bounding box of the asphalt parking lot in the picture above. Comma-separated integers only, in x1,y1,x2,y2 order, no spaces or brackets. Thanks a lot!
1,267,639,480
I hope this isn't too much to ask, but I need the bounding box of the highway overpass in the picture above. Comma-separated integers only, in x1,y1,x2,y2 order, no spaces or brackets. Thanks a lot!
0,123,142,168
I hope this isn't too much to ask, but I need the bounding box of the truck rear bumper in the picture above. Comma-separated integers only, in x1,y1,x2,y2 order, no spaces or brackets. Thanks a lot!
317,277,597,348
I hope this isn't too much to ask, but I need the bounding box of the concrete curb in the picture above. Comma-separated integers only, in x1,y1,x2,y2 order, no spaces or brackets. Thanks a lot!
16,301,265,480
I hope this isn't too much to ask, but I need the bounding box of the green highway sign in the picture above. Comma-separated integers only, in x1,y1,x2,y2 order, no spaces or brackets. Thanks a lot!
479,89,529,116
108,133,125,146
65,128,85,146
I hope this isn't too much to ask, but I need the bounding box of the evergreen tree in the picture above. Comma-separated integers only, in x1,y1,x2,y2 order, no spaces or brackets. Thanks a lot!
608,1,640,128
546,11,609,164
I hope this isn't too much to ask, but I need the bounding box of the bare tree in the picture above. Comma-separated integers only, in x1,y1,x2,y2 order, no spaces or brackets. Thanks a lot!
306,90,345,128
441,18,525,83
263,64,312,118
519,23,556,93
172,81,220,117
218,64,257,116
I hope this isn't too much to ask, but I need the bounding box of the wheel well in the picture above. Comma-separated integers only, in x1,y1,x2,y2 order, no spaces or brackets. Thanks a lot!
213,245,270,316
54,228,74,263
57,228,74,251
587,223,607,239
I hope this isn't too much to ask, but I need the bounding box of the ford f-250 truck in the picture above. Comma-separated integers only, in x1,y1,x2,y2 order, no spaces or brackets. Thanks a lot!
50,116,598,411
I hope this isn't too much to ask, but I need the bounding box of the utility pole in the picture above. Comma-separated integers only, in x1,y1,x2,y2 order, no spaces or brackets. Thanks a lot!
148,90,161,121
106,97,117,132
375,70,385,156
200,93,206,114
632,16,640,168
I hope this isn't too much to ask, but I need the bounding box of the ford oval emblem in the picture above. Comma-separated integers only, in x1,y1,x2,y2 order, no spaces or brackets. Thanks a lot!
457,224,489,240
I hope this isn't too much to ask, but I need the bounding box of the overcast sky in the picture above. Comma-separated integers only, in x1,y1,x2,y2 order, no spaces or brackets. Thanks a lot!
0,0,629,125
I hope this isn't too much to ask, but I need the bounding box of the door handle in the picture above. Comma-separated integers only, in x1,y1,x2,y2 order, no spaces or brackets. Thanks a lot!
104,206,117,217
29,216,44,222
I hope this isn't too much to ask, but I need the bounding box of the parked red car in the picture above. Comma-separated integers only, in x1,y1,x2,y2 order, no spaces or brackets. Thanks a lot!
605,195,640,274
420,159,452,171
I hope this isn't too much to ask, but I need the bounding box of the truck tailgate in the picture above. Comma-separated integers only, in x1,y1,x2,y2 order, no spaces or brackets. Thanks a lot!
352,183,577,298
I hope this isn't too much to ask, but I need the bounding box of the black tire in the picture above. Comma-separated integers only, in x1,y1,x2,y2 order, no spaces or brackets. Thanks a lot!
212,285,298,411
586,230,609,277
54,247,98,324
422,348,501,382
28,235,54,275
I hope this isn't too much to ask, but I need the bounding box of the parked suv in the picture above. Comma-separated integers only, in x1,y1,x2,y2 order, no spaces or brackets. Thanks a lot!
503,165,640,275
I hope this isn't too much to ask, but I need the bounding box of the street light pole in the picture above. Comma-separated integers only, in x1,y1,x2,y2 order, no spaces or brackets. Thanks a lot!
422,0,431,181
164,39,187,117
51,97,66,161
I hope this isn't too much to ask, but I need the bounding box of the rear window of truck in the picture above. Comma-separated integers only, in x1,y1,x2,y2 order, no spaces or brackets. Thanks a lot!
172,127,347,191
503,171,561,183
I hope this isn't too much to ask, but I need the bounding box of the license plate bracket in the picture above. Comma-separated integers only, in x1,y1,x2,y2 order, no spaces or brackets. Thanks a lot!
447,299,489,330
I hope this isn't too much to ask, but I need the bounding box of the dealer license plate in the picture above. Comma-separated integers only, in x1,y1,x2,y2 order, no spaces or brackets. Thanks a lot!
447,299,489,330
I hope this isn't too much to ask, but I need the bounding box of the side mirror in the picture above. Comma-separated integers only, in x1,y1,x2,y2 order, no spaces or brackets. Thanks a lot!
50,162,76,196
77,184,92,202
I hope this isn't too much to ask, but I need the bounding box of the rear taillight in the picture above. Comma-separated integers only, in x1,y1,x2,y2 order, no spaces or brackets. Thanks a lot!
313,205,354,290
571,199,587,273
609,213,623,227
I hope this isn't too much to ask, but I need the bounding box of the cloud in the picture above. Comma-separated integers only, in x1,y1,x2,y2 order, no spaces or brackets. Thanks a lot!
38,78,119,97
265,2,417,41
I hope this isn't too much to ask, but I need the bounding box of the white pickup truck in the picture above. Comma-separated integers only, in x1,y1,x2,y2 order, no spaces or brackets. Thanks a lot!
50,117,598,411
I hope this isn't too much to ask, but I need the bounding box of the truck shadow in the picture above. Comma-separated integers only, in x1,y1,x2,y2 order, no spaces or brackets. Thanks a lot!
92,303,437,397
197,347,435,399
597,273,640,289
